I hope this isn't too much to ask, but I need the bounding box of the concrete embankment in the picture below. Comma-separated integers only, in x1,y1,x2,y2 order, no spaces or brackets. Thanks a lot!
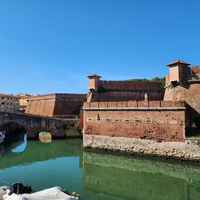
83,135,200,162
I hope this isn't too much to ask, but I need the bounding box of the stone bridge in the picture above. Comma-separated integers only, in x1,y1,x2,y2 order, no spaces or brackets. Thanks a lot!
0,111,81,139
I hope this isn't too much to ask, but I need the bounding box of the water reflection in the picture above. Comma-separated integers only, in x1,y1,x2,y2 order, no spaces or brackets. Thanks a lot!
82,150,200,200
11,134,27,153
0,144,4,158
0,139,82,170
0,139,199,200
0,139,83,197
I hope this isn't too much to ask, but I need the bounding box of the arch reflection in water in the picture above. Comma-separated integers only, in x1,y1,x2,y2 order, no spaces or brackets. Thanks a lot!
11,134,27,153
82,150,200,200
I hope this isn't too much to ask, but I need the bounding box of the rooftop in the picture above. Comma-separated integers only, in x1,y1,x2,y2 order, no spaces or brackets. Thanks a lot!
167,60,190,66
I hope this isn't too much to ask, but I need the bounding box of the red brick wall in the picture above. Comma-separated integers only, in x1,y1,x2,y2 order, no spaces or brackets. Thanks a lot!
164,84,200,126
83,101,186,142
25,98,55,116
100,80,162,91
92,91,163,101
89,81,163,102
191,66,200,78
91,90,163,102
53,100,85,117
26,93,86,117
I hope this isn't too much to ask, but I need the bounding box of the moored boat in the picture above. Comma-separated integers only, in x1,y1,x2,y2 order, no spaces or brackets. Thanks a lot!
39,131,52,143
0,182,79,200
0,131,5,144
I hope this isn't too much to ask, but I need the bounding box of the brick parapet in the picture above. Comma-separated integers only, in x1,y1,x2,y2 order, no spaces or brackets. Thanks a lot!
28,93,87,101
83,100,186,109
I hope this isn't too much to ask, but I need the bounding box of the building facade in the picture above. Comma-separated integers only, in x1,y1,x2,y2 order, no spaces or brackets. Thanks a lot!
0,93,19,111
16,93,31,112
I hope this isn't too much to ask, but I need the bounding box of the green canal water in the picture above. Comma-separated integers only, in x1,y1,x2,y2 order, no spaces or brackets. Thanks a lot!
0,134,200,200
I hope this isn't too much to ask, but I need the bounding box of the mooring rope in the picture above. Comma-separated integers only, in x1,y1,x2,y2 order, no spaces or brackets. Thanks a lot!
0,179,11,186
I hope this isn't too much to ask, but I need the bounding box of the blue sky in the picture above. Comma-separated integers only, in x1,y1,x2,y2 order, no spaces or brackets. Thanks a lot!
0,0,200,95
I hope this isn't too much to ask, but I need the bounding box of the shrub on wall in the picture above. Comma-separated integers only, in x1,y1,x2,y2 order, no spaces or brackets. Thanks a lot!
126,77,166,88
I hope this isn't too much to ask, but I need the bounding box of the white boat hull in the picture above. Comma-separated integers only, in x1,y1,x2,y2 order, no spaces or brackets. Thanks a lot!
0,186,78,200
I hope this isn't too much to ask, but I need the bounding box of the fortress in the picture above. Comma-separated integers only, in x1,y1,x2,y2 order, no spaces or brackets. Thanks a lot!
82,60,200,161
26,60,200,160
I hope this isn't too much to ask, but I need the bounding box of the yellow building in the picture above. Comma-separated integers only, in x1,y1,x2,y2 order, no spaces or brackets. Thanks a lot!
16,93,31,112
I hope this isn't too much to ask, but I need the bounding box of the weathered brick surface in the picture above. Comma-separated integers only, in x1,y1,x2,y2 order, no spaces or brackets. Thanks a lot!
83,61,200,160
100,80,162,91
88,76,164,102
26,93,86,117
164,84,200,126
91,90,163,102
83,101,186,142
191,66,200,78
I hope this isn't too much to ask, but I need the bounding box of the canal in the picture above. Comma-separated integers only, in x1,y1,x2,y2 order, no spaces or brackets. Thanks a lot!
0,134,200,200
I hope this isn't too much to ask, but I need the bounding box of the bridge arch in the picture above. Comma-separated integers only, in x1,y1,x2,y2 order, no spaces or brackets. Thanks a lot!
0,111,82,140
0,121,26,146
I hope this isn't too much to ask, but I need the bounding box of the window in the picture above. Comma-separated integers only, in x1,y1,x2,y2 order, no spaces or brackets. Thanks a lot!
135,119,141,123
146,119,152,124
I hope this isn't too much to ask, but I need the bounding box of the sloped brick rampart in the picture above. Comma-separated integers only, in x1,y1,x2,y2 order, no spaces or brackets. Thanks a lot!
26,93,86,117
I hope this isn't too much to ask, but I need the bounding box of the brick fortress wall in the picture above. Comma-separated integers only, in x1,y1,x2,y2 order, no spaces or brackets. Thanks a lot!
164,84,200,126
164,65,200,126
83,100,186,142
26,93,86,117
90,80,164,102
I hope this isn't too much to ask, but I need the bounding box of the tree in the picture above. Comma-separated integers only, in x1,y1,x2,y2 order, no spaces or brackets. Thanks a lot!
126,77,166,88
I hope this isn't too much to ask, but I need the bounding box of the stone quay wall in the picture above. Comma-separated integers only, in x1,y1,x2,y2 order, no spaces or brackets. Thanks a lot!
83,135,200,161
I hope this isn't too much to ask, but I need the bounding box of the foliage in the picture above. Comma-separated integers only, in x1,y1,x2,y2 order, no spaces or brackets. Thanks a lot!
126,78,149,82
126,77,166,88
